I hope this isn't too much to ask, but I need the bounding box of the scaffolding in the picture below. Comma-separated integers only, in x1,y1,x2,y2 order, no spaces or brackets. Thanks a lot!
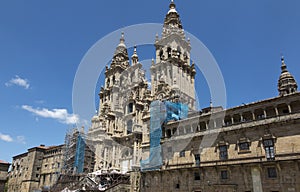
63,128,75,174
88,170,130,191
63,128,95,175
50,128,96,191
141,100,188,171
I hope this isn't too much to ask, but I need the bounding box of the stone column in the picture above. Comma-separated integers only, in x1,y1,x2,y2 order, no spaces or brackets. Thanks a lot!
252,111,256,120
275,107,279,116
133,140,137,166
251,167,263,192
104,147,107,168
288,104,292,113
112,145,115,167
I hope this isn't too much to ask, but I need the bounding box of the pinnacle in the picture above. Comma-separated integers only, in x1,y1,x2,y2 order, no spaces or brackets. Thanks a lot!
281,56,288,73
118,32,126,47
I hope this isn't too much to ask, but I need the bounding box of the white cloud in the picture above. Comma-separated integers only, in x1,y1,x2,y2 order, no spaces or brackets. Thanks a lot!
22,105,79,125
16,136,26,144
5,75,30,89
0,133,13,142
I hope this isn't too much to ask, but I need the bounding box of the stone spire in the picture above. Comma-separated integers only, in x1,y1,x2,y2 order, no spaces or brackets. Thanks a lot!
114,32,127,54
278,56,298,96
131,45,139,65
162,0,185,39
111,32,129,69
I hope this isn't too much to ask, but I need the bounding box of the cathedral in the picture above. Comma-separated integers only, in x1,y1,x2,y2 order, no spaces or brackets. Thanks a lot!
87,1,300,192
88,0,196,173
6,1,300,192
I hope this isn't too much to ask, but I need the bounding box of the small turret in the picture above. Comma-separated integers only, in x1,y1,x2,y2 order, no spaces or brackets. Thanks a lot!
131,45,139,65
278,56,298,96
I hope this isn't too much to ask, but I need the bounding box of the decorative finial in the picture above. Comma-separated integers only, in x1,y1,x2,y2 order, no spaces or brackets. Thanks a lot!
121,32,124,40
117,32,126,48
210,99,213,108
134,45,137,53
120,32,125,43
281,55,287,73
131,45,139,65
169,0,176,9
151,58,155,65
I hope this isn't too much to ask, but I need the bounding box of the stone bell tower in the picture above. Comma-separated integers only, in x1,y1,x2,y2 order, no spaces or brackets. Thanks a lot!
151,0,196,110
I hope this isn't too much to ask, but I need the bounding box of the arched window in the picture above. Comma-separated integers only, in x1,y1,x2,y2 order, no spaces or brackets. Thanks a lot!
167,47,171,58
112,76,116,84
127,120,133,134
159,49,164,60
128,103,134,114
177,46,181,58
106,78,110,88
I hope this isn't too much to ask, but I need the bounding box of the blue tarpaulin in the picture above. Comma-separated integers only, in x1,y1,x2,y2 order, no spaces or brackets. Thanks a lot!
141,100,188,171
74,134,85,173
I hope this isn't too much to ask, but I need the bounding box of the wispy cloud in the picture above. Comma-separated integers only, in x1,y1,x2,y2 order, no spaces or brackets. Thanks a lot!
16,136,26,144
22,105,79,125
5,75,30,89
0,133,13,142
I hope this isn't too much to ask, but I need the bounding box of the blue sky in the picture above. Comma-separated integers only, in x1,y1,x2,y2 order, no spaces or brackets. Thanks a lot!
0,0,299,163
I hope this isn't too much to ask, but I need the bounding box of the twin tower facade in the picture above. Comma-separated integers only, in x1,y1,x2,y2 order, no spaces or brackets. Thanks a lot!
88,1,196,173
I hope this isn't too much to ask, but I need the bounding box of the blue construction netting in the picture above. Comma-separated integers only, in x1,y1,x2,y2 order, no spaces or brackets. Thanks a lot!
140,100,188,171
165,101,188,122
74,133,86,173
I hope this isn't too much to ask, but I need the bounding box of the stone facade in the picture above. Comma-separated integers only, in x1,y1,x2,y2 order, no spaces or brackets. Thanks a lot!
0,160,10,192
88,1,300,192
38,145,64,191
88,0,196,176
7,144,64,192
141,93,300,192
